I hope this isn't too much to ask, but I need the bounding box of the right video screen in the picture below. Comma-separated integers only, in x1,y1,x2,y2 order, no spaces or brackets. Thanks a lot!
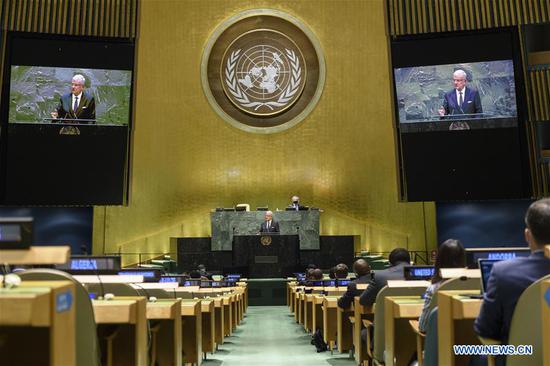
392,28,532,201
395,60,517,132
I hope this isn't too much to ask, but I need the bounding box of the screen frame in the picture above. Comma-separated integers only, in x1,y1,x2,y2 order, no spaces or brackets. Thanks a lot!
388,27,532,201
0,31,136,206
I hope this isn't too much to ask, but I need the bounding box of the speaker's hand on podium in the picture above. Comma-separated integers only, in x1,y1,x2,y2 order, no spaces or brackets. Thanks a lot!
50,111,58,118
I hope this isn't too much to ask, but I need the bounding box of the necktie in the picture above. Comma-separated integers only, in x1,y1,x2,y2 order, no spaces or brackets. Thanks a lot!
458,91,463,107
73,96,79,112
267,221,270,230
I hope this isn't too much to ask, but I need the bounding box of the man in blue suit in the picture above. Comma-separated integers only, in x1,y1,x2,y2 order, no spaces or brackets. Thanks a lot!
438,69,483,120
474,198,550,343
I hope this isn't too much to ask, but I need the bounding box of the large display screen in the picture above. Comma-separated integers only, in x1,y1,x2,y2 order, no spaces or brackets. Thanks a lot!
391,28,531,201
0,32,135,205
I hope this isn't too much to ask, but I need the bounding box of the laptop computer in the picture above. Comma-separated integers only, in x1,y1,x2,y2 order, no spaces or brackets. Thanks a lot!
464,259,501,299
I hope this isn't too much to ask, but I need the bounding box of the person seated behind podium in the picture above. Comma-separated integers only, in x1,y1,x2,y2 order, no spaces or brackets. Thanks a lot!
50,74,96,123
474,198,550,343
359,247,411,307
334,263,349,279
259,210,280,233
337,259,371,309
418,239,466,332
288,195,307,211
197,264,213,280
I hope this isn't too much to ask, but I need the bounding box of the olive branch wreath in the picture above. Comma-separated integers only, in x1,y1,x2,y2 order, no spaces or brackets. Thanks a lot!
224,48,302,111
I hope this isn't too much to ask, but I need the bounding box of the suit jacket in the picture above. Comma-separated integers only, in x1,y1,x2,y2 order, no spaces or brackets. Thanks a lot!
474,251,550,342
442,87,482,118
55,91,96,123
259,220,280,233
359,262,408,307
337,274,372,309
288,203,307,211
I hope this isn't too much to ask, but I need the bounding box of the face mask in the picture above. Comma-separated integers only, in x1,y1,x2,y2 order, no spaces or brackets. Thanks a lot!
293,201,298,204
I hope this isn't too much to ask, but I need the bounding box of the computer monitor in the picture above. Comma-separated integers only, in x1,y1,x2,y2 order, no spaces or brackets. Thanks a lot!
404,265,435,281
0,217,33,249
118,269,161,282
478,259,501,294
56,255,121,274
337,279,351,287
465,247,530,268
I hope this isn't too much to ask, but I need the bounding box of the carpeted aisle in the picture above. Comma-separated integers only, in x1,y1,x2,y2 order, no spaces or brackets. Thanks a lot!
202,305,356,366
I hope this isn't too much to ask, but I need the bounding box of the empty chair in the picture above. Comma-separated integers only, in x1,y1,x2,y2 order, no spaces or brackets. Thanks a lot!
18,268,101,366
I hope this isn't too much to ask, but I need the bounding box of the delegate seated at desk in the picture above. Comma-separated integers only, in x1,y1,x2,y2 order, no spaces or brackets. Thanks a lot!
474,198,550,343
259,211,280,233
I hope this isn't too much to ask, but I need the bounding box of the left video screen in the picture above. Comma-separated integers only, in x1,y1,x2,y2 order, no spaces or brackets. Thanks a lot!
9,66,132,125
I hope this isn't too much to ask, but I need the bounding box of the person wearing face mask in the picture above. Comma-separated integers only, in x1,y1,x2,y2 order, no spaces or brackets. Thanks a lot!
288,195,307,211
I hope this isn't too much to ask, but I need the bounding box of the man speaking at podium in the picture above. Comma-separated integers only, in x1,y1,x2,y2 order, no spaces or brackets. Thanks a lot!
438,69,482,118
260,211,280,233
50,74,96,124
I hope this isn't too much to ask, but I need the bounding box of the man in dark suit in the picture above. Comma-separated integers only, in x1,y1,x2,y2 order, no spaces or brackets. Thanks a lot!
359,248,410,307
438,69,482,129
337,259,371,309
51,74,96,123
474,198,550,343
259,210,280,233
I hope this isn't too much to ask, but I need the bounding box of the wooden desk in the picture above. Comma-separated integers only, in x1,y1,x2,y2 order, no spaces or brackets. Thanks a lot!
304,293,315,332
312,295,324,334
201,299,216,355
353,296,373,364
545,245,550,259
322,296,339,350
213,297,225,345
0,246,70,264
93,297,148,366
222,296,233,337
438,290,482,366
147,299,182,366
180,299,202,366
542,280,550,365
0,281,75,366
384,296,424,366
337,304,354,353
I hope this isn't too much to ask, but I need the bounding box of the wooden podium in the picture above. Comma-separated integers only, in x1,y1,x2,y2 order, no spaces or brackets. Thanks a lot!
232,234,299,278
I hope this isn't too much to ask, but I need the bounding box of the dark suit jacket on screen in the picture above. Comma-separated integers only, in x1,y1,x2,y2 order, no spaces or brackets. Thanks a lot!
259,220,280,233
54,91,96,123
359,262,408,307
474,250,550,342
337,274,372,309
441,87,482,118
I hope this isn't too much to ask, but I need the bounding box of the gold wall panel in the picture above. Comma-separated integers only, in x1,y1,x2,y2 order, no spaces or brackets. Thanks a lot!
92,0,437,264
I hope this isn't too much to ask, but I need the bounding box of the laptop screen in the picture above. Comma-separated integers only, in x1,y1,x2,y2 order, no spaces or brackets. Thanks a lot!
478,259,501,294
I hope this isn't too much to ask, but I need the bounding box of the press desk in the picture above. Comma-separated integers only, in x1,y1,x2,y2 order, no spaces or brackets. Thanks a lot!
180,299,202,366
438,290,483,366
201,299,216,355
0,281,75,366
384,296,425,366
93,297,148,366
146,299,182,366
337,303,354,353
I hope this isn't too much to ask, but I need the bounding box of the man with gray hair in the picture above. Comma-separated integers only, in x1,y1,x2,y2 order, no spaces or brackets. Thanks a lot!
438,69,482,120
259,210,280,233
51,74,96,123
